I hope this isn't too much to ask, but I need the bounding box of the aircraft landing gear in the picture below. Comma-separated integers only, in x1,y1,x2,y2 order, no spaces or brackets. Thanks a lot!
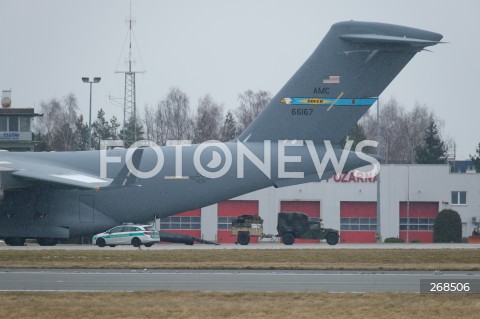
4,237,26,246
37,238,58,246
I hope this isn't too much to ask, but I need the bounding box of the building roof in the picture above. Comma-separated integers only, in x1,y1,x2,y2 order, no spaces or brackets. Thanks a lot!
0,108,41,116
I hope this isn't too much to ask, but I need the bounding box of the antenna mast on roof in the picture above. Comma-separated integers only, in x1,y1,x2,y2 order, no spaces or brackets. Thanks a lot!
115,1,145,147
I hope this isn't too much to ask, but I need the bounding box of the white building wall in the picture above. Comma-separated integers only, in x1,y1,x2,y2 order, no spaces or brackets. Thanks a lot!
445,172,480,236
201,204,218,241
223,164,480,241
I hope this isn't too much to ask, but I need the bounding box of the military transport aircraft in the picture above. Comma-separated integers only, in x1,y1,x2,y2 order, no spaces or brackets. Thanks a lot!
0,21,442,246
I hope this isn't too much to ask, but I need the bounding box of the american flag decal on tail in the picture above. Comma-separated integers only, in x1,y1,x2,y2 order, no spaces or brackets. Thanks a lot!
323,75,340,84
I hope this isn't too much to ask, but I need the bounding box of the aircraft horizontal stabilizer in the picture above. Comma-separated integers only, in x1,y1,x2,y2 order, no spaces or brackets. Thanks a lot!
339,33,442,49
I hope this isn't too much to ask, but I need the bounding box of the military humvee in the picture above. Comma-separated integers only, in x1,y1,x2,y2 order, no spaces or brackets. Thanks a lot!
231,212,339,245
277,212,339,245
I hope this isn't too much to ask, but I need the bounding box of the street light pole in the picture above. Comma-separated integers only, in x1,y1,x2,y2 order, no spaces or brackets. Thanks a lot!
88,81,92,150
376,98,382,243
82,77,101,150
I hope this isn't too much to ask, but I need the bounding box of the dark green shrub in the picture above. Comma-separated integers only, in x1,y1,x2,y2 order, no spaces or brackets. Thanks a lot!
384,237,404,243
433,209,462,243
411,239,421,243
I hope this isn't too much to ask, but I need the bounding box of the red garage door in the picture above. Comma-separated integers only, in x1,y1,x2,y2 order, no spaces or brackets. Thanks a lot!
340,202,377,243
159,209,201,243
399,202,438,243
280,201,320,243
218,200,259,243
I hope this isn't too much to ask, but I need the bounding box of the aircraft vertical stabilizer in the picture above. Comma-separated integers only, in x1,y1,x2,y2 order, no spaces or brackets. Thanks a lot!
238,21,442,144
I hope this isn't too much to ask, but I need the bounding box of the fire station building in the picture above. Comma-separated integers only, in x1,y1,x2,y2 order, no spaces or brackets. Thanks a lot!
159,164,480,244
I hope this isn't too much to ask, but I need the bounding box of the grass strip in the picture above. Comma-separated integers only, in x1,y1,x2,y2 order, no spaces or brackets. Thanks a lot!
1,249,479,270
1,291,479,319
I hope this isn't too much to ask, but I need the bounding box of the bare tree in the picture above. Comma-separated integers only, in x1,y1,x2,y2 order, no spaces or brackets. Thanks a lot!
34,93,81,151
361,97,442,164
144,103,170,146
235,89,271,134
35,98,61,149
163,87,193,141
193,94,223,143
144,87,193,145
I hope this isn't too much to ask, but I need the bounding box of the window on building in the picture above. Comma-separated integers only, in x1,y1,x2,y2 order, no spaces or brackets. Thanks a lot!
159,216,201,230
218,217,237,230
0,117,7,131
19,117,30,132
8,116,18,132
399,218,435,231
340,217,377,231
451,191,467,205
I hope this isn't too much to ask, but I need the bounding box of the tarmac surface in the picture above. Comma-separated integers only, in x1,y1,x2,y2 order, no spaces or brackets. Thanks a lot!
2,243,479,293
1,269,479,293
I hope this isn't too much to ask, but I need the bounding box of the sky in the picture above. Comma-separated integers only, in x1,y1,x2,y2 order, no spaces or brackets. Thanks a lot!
1,0,479,157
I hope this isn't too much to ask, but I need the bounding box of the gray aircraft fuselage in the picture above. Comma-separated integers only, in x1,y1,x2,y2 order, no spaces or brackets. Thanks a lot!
0,142,370,238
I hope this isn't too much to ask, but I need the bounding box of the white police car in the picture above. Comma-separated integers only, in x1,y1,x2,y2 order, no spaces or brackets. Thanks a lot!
92,224,160,247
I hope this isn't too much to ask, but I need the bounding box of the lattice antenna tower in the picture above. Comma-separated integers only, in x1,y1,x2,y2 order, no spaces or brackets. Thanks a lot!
115,2,145,146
